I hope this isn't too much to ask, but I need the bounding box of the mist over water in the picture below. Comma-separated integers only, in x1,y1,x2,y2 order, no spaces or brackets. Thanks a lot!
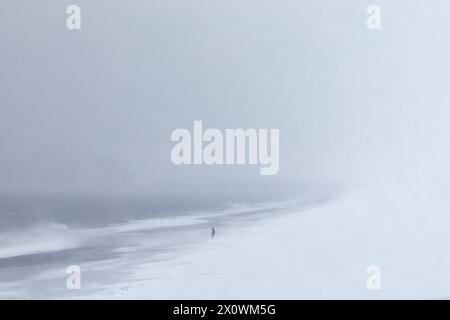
0,184,314,232
1,1,449,196
1,0,448,196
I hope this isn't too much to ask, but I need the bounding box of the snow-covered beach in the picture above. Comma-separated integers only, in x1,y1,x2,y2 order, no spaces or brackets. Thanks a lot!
113,185,450,300
0,187,325,299
6,183,435,300
1,183,449,299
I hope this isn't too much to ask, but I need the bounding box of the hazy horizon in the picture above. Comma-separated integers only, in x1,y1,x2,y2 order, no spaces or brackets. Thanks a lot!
2,0,450,194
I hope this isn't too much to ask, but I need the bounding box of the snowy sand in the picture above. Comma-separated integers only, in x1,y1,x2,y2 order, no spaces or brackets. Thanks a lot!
77,185,450,299
2,185,449,299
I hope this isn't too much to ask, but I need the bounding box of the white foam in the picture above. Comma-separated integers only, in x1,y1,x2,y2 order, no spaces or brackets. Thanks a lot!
0,223,84,259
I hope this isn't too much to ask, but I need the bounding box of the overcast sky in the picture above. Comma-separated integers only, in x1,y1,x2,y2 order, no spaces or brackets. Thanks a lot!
1,0,450,193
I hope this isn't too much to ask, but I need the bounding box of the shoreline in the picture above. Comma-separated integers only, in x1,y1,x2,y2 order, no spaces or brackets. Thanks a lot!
0,196,319,299
88,185,450,299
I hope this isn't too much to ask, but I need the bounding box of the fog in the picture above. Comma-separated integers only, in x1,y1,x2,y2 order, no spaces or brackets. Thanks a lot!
1,0,450,193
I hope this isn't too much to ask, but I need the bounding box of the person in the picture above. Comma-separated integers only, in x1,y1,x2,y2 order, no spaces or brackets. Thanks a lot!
211,227,216,239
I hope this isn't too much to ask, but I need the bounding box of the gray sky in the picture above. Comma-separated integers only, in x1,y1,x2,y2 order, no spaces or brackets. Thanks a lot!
1,0,450,193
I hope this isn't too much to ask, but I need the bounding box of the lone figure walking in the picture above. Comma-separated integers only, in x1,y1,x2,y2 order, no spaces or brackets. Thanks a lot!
211,227,216,239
